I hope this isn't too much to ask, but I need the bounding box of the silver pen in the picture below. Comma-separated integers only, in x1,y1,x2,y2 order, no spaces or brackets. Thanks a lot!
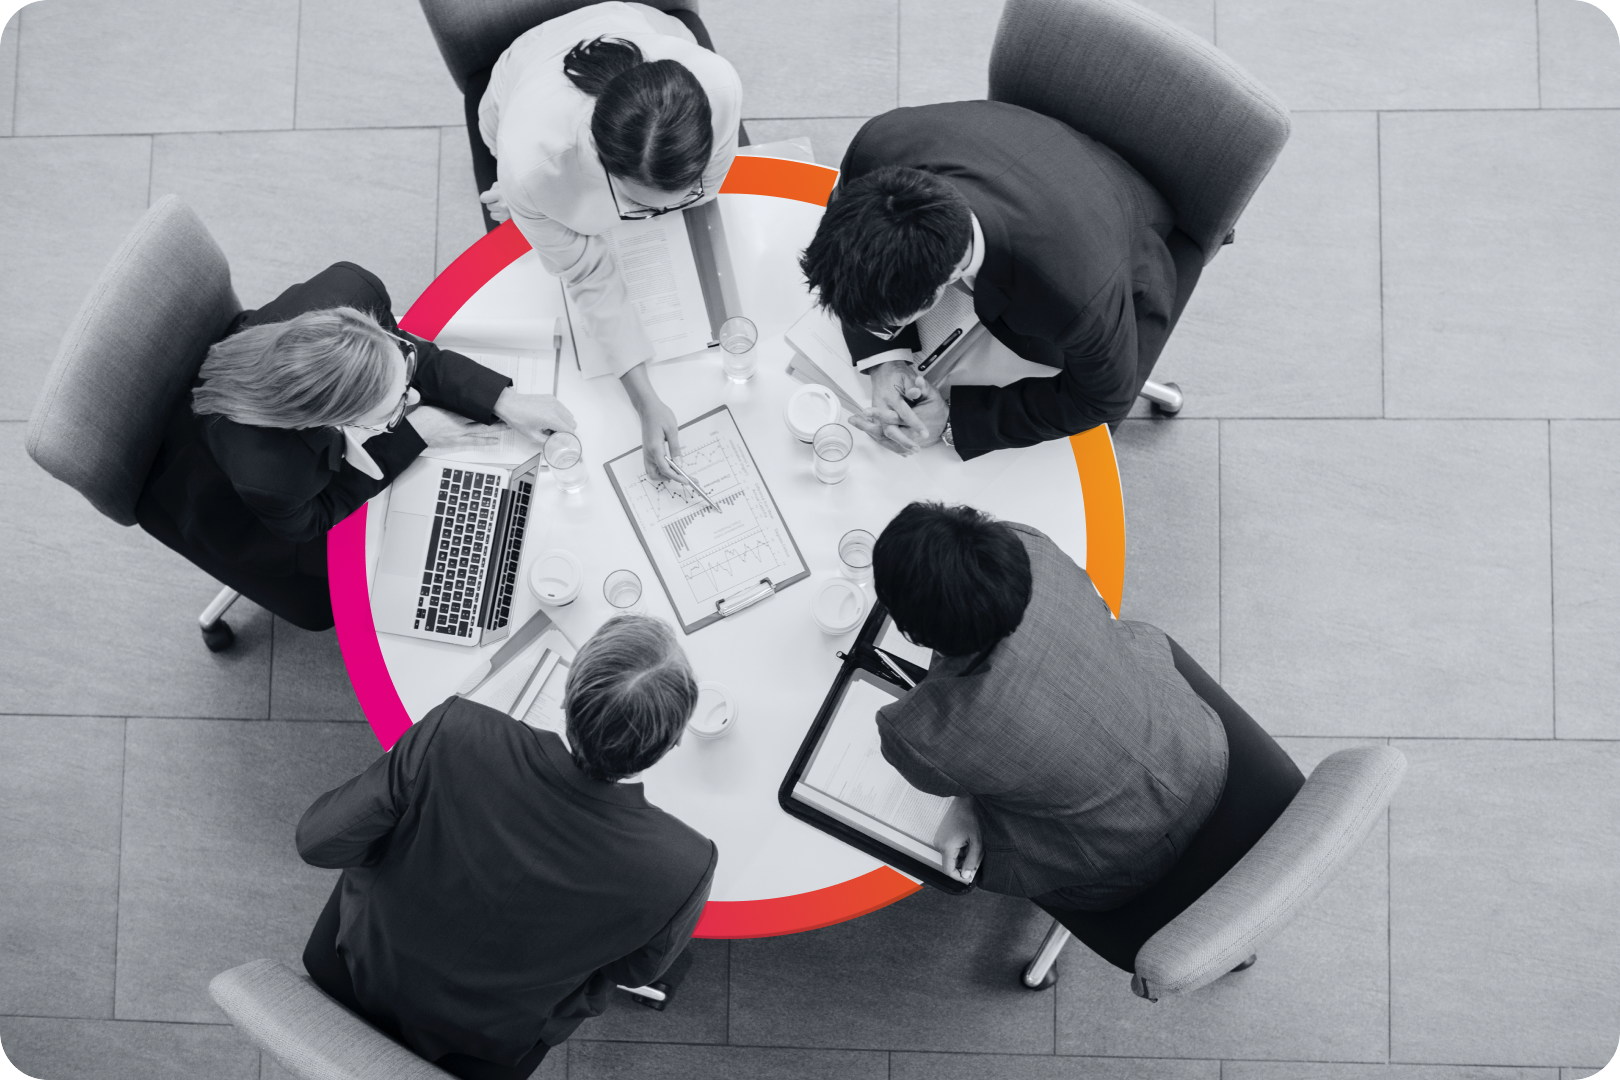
664,455,718,510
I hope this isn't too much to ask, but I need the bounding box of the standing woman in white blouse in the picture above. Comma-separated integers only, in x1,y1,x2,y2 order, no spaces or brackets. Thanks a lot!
470,2,743,481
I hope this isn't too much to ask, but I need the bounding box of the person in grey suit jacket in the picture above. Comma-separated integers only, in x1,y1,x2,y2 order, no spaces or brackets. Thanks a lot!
798,101,1199,460
297,615,715,1080
871,503,1228,916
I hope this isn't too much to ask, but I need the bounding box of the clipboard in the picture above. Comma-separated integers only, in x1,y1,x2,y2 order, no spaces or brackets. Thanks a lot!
777,602,974,895
603,405,810,634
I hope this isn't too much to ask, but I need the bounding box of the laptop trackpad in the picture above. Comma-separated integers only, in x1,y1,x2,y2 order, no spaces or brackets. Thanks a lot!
379,512,433,577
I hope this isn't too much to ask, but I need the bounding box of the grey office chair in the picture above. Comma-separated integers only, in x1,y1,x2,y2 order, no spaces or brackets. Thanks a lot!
212,960,455,1080
988,0,1292,414
26,195,247,652
418,0,699,93
1021,744,1406,999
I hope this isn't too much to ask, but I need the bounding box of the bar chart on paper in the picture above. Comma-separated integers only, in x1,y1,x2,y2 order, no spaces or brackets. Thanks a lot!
606,406,809,632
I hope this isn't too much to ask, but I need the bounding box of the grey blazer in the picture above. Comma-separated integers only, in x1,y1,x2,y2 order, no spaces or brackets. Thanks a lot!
876,524,1227,907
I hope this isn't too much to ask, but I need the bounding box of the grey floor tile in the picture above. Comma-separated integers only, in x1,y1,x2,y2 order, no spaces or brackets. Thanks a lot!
0,1016,256,1080
729,887,1055,1052
0,424,274,718
570,939,727,1044
1054,738,1387,1060
294,0,462,130
0,134,150,419
1215,0,1538,110
1220,419,1553,739
13,0,297,135
113,718,381,1023
1539,0,1620,107
1562,1069,1608,1080
268,621,366,722
743,117,869,168
893,1053,1218,1079
437,125,487,276
1551,421,1620,738
1390,739,1620,1067
264,1043,563,1079
1139,0,1214,41
570,1041,887,1080
1112,418,1220,671
707,0,897,119
898,0,999,107
1156,112,1381,418
1382,110,1620,419
0,717,123,1019
149,127,440,316
1226,1065,1558,1080
1,14,16,137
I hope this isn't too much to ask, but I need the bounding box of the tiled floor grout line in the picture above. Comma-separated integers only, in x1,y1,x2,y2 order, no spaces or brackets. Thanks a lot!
1386,781,1392,1061
1548,419,1558,737
1536,0,1544,110
290,0,303,131
1376,110,1386,419
110,717,127,1022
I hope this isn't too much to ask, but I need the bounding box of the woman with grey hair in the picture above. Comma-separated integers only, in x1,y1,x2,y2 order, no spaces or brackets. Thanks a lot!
137,261,575,632
297,612,714,1080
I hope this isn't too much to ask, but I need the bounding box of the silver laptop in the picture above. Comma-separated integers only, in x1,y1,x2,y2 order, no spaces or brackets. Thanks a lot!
372,453,541,647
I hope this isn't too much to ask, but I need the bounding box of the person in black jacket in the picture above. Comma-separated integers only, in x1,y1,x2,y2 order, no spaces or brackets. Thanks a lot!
798,100,1201,460
136,261,575,630
298,614,717,1080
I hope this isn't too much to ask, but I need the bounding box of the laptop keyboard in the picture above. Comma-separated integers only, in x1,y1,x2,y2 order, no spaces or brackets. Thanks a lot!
413,467,532,640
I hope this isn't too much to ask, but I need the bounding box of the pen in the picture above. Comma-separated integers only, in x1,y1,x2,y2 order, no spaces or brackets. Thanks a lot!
915,327,963,374
664,454,719,510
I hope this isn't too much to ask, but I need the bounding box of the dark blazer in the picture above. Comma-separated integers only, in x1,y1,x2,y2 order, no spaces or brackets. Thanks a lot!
876,525,1228,908
837,101,1180,459
139,262,512,580
297,696,717,1066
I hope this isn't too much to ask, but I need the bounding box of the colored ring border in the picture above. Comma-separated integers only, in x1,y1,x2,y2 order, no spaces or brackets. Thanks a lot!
327,156,1125,938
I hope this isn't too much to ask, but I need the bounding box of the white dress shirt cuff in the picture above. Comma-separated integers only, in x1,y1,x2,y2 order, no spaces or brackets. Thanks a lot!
854,348,913,374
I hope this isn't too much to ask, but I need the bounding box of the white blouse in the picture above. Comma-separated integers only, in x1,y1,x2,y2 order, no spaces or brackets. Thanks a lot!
478,2,743,377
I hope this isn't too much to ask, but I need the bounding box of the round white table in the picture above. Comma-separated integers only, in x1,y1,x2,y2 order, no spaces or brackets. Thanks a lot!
329,156,1127,938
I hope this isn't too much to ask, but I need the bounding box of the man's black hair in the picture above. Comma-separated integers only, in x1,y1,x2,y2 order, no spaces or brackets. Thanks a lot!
798,166,972,331
872,502,1033,658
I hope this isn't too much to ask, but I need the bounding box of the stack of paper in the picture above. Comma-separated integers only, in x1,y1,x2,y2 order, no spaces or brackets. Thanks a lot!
784,302,870,412
458,614,576,738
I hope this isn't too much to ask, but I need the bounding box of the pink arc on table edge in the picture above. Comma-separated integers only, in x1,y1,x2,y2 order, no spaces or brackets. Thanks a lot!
327,155,1125,938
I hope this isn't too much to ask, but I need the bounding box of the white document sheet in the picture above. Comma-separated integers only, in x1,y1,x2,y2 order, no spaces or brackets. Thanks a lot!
463,624,575,739
783,301,870,411
604,406,809,633
797,673,955,869
565,210,714,378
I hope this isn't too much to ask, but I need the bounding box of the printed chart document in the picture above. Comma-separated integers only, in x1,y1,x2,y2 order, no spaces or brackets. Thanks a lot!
793,670,956,870
458,612,575,737
565,210,714,378
604,406,810,634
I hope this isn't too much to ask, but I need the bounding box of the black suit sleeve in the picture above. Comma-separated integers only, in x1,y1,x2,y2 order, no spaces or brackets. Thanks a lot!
946,278,1140,458
599,843,717,989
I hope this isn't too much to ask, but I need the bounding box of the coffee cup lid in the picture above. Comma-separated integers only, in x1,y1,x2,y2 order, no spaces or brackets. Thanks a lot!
812,576,866,635
530,550,582,605
785,384,841,442
689,681,736,739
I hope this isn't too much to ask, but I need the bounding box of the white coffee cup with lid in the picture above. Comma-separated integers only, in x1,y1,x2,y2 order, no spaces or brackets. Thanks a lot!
528,549,583,606
812,576,867,636
784,383,841,442
688,681,737,740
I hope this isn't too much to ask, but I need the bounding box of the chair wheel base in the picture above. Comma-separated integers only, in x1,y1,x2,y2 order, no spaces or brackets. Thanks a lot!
1149,381,1183,416
1020,963,1058,991
201,620,235,652
1231,954,1257,973
628,981,673,1010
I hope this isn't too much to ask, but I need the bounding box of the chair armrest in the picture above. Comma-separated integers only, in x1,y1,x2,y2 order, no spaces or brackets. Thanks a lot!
209,960,454,1080
1132,745,1407,999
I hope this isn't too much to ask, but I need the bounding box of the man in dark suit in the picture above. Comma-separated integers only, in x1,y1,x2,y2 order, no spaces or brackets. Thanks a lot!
297,615,716,1080
871,503,1227,917
798,100,1197,460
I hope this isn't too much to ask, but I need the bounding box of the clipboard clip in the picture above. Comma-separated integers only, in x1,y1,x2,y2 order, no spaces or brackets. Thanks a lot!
716,578,775,618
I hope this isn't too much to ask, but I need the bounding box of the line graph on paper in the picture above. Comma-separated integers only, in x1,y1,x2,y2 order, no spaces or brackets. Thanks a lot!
605,407,809,631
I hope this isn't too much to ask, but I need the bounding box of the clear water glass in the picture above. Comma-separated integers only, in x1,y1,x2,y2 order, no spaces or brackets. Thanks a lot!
719,316,758,382
838,529,875,582
544,431,587,492
813,422,853,484
603,569,644,613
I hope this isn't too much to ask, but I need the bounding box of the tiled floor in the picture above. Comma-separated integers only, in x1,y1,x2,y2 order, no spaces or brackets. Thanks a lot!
1,1,1618,1078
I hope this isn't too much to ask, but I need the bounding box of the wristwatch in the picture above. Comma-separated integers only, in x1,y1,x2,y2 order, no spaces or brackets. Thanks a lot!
941,422,955,447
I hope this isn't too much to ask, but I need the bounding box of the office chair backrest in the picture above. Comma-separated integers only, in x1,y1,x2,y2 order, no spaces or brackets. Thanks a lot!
211,960,456,1080
25,195,240,527
418,0,700,92
1130,745,1407,1000
988,0,1290,263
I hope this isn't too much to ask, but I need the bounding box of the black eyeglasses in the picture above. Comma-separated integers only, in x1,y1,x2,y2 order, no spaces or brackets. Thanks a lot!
380,335,418,432
605,168,706,221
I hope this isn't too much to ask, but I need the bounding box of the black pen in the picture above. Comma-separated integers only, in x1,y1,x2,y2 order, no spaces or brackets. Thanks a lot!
916,327,963,374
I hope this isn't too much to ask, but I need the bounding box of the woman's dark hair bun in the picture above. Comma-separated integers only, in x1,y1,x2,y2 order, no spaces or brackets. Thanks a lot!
563,35,714,193
562,35,644,97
